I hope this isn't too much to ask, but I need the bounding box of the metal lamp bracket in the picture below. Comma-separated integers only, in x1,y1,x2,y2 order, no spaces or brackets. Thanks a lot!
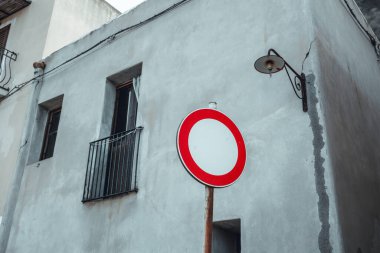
267,49,308,112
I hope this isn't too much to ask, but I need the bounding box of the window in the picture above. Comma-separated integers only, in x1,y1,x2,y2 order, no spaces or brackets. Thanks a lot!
27,95,63,164
82,74,142,202
111,79,138,134
40,107,61,160
0,25,10,62
212,219,241,253
103,80,138,195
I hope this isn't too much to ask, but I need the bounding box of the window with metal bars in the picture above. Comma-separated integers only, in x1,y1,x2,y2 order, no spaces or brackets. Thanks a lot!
40,108,61,160
82,76,142,202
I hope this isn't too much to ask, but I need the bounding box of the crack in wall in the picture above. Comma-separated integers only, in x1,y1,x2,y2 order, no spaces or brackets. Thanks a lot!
307,74,333,253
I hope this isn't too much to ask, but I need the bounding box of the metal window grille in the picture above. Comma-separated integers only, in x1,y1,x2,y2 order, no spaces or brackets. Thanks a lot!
0,25,17,90
82,127,143,202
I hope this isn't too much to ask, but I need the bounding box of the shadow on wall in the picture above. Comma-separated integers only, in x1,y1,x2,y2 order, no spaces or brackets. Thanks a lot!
316,39,380,253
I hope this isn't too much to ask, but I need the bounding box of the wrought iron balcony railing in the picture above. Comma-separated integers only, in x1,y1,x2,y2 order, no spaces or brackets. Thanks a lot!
82,127,143,202
0,48,17,91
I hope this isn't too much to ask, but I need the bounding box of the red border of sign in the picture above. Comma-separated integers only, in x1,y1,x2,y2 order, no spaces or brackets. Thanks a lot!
177,108,246,188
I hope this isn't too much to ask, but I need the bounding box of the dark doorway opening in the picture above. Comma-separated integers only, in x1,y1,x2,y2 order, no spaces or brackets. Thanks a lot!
103,80,138,196
212,219,241,253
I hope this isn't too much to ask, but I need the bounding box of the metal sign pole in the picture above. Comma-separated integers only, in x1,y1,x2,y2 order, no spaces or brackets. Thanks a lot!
204,185,214,253
204,101,217,253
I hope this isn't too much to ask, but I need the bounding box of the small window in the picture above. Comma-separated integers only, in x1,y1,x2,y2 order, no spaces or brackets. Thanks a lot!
40,107,61,160
213,219,241,253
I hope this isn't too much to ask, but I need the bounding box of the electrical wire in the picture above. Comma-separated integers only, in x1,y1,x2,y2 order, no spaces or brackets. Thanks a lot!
341,0,380,57
301,39,315,72
5,0,376,103
3,0,193,100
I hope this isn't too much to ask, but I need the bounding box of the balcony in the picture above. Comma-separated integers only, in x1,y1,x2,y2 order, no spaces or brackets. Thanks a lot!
0,0,31,20
82,127,143,202
0,48,17,98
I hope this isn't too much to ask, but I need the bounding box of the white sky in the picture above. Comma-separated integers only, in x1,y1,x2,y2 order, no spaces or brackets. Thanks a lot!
106,0,146,12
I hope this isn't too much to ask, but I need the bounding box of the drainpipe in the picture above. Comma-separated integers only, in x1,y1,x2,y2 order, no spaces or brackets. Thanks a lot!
0,61,45,253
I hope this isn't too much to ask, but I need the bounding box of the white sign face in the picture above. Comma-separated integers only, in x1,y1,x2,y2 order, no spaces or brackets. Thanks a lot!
188,119,238,176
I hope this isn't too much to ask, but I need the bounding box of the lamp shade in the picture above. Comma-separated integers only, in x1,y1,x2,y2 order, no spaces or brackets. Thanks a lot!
254,55,285,75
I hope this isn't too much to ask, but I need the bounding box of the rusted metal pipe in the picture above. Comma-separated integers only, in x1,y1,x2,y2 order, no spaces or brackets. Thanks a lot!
204,186,214,253
0,61,45,252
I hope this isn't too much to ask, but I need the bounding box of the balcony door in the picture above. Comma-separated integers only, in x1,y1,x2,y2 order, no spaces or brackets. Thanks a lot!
112,80,138,134
104,80,138,196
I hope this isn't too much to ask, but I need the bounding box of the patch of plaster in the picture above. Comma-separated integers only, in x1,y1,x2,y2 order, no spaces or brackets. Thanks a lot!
307,74,332,253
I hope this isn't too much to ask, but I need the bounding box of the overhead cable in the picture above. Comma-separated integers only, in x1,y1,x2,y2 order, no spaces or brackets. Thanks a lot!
341,0,380,57
3,0,192,100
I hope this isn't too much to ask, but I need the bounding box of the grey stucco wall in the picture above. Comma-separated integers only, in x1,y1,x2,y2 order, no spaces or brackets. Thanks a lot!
6,0,378,252
43,0,120,57
310,0,380,252
0,0,120,221
0,0,57,218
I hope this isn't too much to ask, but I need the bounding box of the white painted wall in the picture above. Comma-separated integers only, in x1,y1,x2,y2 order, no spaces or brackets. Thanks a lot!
310,0,380,252
3,0,380,252
0,0,119,223
0,0,56,220
5,0,334,252
43,0,119,57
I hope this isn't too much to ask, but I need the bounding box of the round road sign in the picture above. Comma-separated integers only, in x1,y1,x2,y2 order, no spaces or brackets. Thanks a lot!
177,108,246,188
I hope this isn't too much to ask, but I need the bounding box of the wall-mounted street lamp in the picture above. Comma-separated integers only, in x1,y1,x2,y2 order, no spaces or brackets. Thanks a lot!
254,49,308,112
